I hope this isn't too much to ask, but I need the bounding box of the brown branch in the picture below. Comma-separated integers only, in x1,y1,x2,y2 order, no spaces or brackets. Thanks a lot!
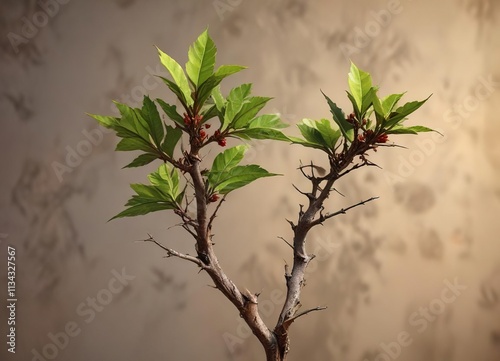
282,306,327,327
140,234,207,269
208,194,226,231
310,196,379,227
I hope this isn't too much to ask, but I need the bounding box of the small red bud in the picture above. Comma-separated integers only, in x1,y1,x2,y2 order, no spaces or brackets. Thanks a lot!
218,138,227,147
376,133,388,143
209,194,219,202
204,123,211,129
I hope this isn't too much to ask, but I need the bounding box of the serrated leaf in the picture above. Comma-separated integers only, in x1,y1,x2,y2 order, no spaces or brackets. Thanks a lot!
148,163,180,200
156,47,193,105
214,164,278,194
385,95,432,129
297,121,329,148
247,114,288,129
161,125,183,157
322,92,354,142
348,62,372,112
123,153,158,168
288,136,329,151
381,93,405,117
116,137,154,152
156,99,185,128
212,85,226,112
213,145,247,172
231,128,289,141
110,201,175,220
232,96,272,129
141,95,164,147
186,29,217,88
315,118,341,148
224,84,252,129
113,101,151,140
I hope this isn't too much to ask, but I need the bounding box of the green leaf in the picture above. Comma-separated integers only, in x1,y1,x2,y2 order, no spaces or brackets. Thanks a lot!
110,201,175,220
288,136,329,151
224,84,252,128
141,96,164,147
381,93,405,117
214,65,247,78
212,85,226,112
156,99,185,128
158,76,191,108
156,46,193,105
348,62,372,112
247,114,288,129
232,128,289,141
116,137,154,152
186,29,217,88
232,96,272,129
315,118,341,148
212,146,246,173
297,120,329,148
202,104,219,121
161,125,183,157
346,91,361,119
214,165,278,194
148,163,180,200
87,113,118,129
322,92,354,142
385,95,432,129
123,153,158,168
386,125,436,135
113,101,150,140
110,164,183,221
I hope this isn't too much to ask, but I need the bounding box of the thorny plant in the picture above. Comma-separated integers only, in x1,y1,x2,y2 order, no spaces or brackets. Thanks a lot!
89,29,434,361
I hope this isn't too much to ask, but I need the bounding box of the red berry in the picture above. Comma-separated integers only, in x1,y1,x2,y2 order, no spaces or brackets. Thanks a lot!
200,130,206,138
209,194,219,202
376,133,388,143
204,123,211,129
218,138,227,147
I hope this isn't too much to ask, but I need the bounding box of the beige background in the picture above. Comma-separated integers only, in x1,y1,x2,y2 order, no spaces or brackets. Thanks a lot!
1,0,500,360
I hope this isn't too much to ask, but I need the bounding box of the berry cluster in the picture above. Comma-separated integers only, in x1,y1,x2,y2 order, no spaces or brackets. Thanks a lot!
346,113,389,145
182,112,226,147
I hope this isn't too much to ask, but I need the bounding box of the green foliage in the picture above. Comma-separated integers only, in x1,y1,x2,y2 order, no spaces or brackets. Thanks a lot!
89,30,433,222
110,164,184,220
291,63,434,154
207,145,278,195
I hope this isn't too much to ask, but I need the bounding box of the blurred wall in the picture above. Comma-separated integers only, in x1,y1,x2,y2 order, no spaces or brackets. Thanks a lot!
1,0,499,360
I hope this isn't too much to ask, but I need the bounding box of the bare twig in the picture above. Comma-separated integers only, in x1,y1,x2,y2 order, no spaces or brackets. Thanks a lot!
140,234,208,269
278,236,294,250
310,196,379,227
208,194,227,230
283,306,327,327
